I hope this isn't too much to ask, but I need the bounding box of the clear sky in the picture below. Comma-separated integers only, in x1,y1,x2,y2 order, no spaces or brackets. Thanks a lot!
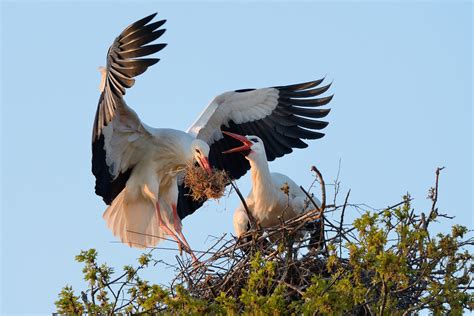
1,1,472,314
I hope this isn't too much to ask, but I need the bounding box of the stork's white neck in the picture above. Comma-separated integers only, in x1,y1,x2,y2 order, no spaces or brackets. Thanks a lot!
248,151,278,210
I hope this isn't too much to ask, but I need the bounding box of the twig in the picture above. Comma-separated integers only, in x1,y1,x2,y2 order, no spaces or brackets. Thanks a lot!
311,165,326,211
425,167,444,229
339,189,351,257
230,180,258,229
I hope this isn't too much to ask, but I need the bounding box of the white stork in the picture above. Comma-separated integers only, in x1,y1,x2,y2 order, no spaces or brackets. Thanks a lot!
92,13,332,259
221,132,321,238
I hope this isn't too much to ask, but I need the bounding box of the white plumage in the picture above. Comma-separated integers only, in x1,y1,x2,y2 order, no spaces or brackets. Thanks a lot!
188,89,279,143
101,123,210,251
221,132,320,238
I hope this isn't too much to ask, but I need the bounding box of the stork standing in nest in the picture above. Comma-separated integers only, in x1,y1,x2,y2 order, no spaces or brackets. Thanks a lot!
222,132,322,239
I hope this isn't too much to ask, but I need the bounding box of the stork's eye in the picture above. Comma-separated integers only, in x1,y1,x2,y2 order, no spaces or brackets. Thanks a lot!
195,149,201,154
250,138,258,142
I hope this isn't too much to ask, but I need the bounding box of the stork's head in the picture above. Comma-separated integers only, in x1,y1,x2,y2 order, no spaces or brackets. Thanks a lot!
190,139,212,175
221,131,266,160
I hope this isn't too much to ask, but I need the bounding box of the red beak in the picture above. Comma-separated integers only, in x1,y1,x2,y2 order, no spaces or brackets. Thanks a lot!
221,131,252,154
198,156,212,175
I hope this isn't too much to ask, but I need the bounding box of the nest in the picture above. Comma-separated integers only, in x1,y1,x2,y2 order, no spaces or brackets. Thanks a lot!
183,163,229,201
171,205,328,300
171,167,330,307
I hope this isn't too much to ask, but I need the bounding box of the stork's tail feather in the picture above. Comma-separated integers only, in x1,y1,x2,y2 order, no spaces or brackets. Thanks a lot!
103,189,164,248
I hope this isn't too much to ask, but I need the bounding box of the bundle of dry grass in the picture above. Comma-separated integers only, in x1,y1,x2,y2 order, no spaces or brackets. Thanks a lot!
183,163,229,201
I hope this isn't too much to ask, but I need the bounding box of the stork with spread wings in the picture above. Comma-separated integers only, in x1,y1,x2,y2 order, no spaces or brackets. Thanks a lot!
92,13,332,260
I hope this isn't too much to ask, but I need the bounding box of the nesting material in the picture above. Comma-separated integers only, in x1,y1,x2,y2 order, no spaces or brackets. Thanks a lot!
171,205,328,306
184,163,228,201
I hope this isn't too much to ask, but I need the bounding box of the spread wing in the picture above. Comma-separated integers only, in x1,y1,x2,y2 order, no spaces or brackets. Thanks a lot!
188,78,332,178
92,13,167,205
178,78,332,219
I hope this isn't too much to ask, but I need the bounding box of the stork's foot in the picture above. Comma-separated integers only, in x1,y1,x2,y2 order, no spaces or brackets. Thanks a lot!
171,204,199,263
155,203,199,261
176,240,197,261
175,241,199,264
176,231,199,263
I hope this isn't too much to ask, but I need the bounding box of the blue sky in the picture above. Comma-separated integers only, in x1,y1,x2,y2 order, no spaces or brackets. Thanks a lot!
1,1,472,314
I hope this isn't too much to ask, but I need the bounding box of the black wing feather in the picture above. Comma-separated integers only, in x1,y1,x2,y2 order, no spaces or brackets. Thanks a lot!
278,106,331,118
92,13,166,205
92,13,166,140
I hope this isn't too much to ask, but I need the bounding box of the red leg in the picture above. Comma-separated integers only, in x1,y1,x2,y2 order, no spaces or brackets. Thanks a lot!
156,202,185,254
172,204,199,263
173,205,182,233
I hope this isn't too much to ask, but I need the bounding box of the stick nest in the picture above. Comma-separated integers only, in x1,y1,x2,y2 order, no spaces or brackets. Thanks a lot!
184,163,229,201
171,167,330,308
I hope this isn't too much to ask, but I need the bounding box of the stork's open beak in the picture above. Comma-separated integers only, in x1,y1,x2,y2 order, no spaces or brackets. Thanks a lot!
221,131,252,154
198,156,212,175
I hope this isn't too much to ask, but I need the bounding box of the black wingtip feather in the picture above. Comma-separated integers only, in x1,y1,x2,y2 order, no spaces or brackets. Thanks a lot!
94,13,167,140
121,28,167,50
289,107,331,118
120,20,167,44
121,13,158,37
275,78,325,91
275,125,325,140
119,43,167,59
281,83,332,98
114,58,160,77
116,58,159,69
283,94,334,107
293,116,329,130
